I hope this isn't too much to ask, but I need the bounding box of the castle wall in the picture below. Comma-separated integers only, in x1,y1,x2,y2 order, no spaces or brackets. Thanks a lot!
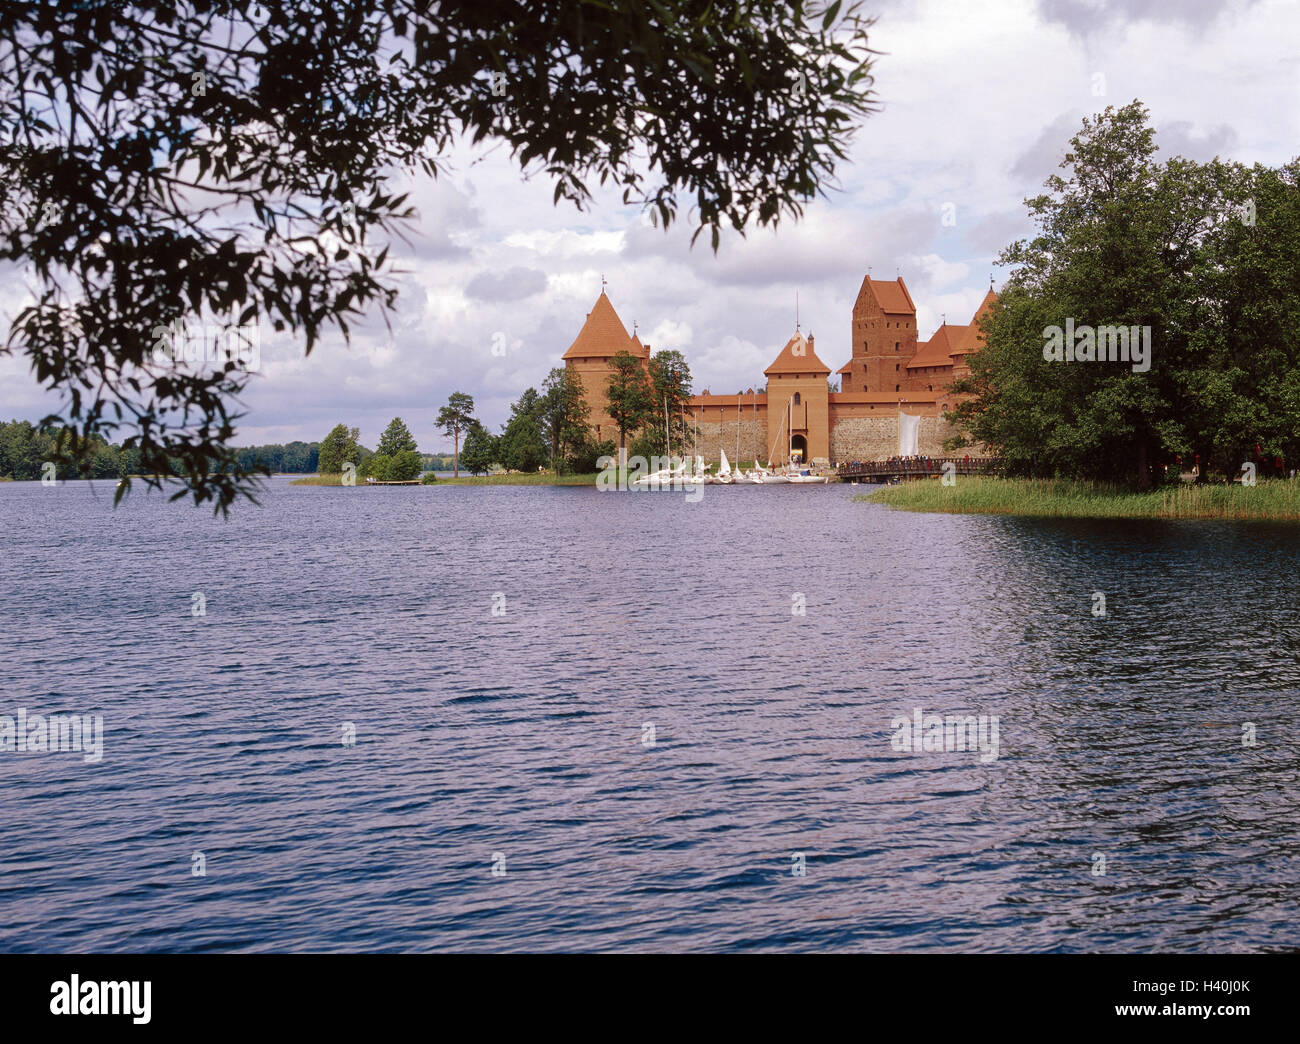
691,409,769,464
828,410,969,462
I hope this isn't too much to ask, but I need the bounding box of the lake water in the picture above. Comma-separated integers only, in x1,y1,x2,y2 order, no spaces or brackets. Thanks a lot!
2,476,1298,952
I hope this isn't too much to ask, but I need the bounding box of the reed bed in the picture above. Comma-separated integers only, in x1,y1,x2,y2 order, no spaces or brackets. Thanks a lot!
857,476,1300,520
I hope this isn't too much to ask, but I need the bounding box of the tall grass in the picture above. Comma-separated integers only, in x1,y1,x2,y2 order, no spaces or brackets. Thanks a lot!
857,476,1300,520
289,474,353,486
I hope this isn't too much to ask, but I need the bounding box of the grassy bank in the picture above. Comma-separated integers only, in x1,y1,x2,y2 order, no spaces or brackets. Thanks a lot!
858,476,1300,520
290,472,599,487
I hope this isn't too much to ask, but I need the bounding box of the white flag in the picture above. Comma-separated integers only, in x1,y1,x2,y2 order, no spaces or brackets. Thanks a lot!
898,412,920,456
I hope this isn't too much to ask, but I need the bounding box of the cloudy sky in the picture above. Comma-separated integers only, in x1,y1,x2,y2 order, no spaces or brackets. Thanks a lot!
2,0,1297,454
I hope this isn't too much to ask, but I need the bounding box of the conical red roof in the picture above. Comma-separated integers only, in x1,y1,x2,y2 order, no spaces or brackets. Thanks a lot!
562,292,637,360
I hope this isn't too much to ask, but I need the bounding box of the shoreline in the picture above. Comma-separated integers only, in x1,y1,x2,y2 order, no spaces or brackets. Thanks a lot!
290,472,600,486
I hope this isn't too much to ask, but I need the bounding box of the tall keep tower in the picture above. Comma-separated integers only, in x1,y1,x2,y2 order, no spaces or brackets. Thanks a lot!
839,276,918,394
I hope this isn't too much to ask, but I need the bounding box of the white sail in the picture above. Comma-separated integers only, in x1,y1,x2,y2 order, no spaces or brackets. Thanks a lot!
719,449,731,477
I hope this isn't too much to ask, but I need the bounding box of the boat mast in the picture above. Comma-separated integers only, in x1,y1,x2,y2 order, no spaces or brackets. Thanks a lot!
767,400,786,467
664,393,670,458
788,396,792,464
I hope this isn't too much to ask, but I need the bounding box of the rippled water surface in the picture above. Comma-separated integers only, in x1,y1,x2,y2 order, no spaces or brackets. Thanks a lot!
2,477,1299,952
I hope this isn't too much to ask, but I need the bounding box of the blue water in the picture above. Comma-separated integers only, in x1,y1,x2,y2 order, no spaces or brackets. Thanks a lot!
1,476,1298,952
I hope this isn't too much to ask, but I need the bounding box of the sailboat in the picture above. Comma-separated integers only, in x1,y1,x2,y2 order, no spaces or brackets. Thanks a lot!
713,449,735,484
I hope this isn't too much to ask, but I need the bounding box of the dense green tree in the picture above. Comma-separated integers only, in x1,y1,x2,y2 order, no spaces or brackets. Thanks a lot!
318,424,361,475
389,448,423,481
952,102,1300,487
567,437,616,474
0,1,878,511
647,349,693,456
0,420,48,480
376,417,419,458
459,420,497,476
364,453,392,481
605,351,654,463
499,388,548,472
540,368,592,473
436,392,476,478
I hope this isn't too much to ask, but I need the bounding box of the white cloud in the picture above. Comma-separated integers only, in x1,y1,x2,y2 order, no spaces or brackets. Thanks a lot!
3,0,1297,455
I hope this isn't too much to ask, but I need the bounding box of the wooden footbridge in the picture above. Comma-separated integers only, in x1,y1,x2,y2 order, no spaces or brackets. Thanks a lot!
837,457,1002,482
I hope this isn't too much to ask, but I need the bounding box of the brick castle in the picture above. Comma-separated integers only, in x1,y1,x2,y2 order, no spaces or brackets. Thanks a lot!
561,273,997,464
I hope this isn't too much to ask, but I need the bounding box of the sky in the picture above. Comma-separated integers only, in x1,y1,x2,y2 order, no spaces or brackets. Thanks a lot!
2,0,1297,455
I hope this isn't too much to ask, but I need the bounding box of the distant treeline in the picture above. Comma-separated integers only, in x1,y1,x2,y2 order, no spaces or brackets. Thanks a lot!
0,419,131,479
233,441,319,473
0,419,322,480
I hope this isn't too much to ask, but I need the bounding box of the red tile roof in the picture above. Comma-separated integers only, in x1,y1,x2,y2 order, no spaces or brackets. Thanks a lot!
561,292,636,360
764,332,831,376
860,276,916,315
906,325,958,370
950,290,998,355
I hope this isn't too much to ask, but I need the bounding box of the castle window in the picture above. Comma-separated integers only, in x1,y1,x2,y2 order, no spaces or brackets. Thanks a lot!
793,392,801,405
895,385,900,392
895,342,900,351
895,363,899,371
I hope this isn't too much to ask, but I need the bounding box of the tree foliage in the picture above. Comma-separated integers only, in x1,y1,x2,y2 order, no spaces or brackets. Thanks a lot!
605,350,653,453
0,0,879,511
435,391,475,477
952,102,1300,487
540,367,592,473
499,387,547,472
318,423,360,474
458,419,496,475
647,348,693,455
376,416,418,458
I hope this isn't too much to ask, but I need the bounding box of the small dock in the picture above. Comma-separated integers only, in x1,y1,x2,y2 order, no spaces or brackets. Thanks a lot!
364,479,422,485
838,457,1001,482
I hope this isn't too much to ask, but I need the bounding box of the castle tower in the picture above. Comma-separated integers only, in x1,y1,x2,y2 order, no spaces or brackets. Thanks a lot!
764,331,831,464
561,291,646,445
841,275,918,394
